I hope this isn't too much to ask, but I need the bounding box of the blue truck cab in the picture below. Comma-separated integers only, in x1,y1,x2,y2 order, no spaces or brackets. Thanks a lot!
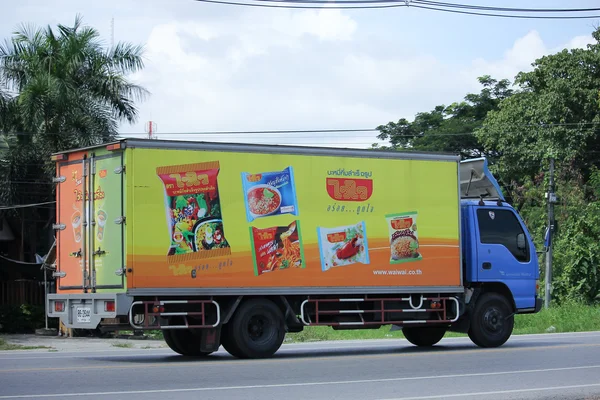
436,158,542,348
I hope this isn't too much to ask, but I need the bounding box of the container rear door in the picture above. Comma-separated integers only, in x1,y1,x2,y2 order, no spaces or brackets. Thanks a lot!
89,152,125,290
56,155,88,291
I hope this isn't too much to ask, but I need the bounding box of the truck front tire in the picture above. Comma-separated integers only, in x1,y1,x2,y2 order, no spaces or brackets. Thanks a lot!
468,292,514,348
402,326,447,347
222,298,285,359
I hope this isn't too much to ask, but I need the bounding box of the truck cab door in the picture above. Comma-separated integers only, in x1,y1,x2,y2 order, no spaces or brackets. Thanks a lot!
475,207,537,310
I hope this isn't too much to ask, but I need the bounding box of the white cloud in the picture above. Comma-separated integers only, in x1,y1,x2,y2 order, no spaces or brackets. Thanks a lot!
2,1,595,148
465,30,595,88
122,22,598,148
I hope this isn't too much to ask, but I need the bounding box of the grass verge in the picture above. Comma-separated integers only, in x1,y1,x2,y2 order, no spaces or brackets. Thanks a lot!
285,302,600,343
0,337,50,351
111,342,134,348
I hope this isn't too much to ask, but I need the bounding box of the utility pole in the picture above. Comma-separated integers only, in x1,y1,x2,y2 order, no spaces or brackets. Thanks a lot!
545,157,556,309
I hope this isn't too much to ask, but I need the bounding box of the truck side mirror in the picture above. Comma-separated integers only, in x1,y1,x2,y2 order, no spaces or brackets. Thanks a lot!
517,233,526,251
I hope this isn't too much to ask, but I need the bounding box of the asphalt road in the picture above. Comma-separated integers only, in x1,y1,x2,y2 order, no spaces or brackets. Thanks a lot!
1,332,600,400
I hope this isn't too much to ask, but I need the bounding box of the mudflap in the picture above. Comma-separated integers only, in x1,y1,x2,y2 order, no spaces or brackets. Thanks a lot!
200,326,222,353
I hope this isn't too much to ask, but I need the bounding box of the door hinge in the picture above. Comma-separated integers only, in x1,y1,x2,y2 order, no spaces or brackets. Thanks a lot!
52,223,66,231
93,247,106,256
69,249,82,258
52,271,66,278
114,165,125,174
115,267,126,276
114,216,126,225
52,176,66,183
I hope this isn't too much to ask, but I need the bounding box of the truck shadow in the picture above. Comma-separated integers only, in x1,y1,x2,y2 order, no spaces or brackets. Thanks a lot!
90,340,573,364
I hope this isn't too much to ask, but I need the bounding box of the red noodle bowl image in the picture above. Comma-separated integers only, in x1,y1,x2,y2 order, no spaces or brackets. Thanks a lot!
246,184,282,218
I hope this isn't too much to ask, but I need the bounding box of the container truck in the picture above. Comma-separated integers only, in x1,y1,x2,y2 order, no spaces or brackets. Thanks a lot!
47,138,542,358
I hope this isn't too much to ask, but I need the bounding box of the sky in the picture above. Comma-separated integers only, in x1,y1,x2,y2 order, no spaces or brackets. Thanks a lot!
2,0,599,148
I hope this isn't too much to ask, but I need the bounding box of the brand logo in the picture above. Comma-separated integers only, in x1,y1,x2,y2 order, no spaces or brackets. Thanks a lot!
246,174,262,183
327,232,347,243
391,217,412,230
257,231,275,241
326,178,373,202
489,211,495,220
167,172,209,189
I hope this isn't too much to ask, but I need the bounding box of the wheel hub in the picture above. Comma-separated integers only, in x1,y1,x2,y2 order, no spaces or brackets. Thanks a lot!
483,307,503,333
248,315,268,340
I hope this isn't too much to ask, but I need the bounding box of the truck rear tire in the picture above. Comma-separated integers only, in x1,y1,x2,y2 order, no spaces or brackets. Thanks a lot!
224,298,285,359
163,329,213,357
402,326,446,347
468,292,514,348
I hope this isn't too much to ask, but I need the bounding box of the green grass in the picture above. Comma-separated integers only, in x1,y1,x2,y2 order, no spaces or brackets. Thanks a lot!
285,302,600,343
0,337,50,351
111,342,134,348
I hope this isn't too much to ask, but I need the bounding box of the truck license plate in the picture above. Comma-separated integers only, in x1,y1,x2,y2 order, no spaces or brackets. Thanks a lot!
76,307,91,323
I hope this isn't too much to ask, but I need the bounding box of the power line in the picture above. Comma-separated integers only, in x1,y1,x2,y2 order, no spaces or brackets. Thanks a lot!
412,4,600,19
7,122,600,138
192,0,600,17
0,201,56,210
412,0,600,13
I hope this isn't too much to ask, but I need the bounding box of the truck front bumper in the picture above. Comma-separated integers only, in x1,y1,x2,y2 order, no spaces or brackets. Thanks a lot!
47,293,133,330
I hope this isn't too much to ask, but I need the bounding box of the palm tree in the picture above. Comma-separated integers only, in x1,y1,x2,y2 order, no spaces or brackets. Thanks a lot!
0,14,149,261
0,14,148,147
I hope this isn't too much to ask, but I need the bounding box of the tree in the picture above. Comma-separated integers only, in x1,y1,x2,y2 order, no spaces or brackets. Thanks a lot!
374,76,513,158
0,15,148,260
474,27,600,305
476,28,600,185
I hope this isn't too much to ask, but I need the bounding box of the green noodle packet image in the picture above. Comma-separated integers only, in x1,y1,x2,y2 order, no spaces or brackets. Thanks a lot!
385,211,422,264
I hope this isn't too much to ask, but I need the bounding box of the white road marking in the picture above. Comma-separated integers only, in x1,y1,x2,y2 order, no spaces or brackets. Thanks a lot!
0,364,599,398
378,383,600,400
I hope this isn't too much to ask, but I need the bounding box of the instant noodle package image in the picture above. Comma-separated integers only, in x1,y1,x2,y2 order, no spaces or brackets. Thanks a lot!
317,221,370,272
250,220,306,276
241,166,299,222
385,211,422,264
156,161,231,262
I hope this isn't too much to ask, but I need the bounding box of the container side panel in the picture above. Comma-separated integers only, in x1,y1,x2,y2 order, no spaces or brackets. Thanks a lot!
126,148,134,288
128,148,461,289
91,150,126,291
56,152,87,292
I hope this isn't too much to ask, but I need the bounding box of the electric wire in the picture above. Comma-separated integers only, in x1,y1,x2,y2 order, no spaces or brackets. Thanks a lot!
0,201,56,210
192,0,600,18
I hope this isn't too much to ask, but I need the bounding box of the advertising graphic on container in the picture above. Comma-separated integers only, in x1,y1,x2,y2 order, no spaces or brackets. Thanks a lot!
128,148,461,289
385,212,422,264
250,220,306,276
156,161,232,263
317,221,370,272
241,166,299,222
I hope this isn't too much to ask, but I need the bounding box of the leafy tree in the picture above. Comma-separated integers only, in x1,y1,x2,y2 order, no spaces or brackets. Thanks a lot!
474,28,600,305
374,75,513,158
476,28,600,186
0,15,148,260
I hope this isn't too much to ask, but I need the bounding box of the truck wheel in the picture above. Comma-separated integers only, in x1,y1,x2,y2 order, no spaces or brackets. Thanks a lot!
162,329,183,354
402,326,446,347
226,298,285,359
163,329,213,357
468,292,514,348
220,326,244,358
